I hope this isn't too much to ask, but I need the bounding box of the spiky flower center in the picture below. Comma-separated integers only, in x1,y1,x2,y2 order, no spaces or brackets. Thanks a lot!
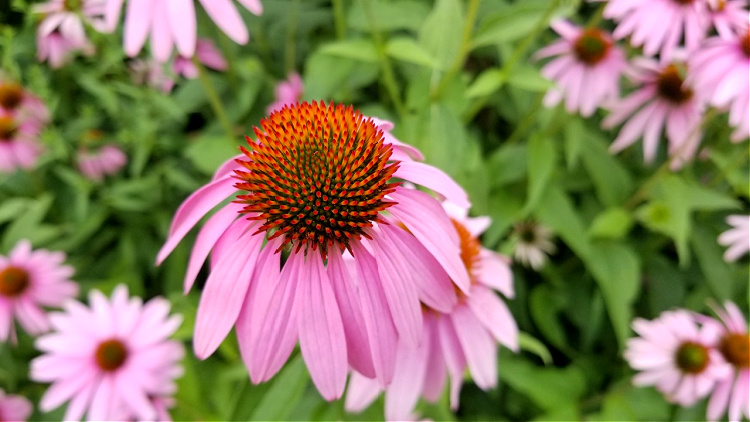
95,339,128,371
453,219,481,281
0,116,17,140
720,333,750,368
573,29,611,65
657,64,693,104
672,0,694,4
741,29,750,58
675,341,710,374
0,266,29,297
234,101,400,257
0,83,23,110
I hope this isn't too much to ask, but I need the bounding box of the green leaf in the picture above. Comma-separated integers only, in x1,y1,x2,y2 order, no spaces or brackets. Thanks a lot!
386,37,439,69
507,65,554,92
319,38,378,63
518,332,553,365
1,194,54,250
347,0,430,33
0,198,29,224
466,68,505,98
529,285,568,350
488,144,527,187
691,225,735,300
184,134,240,176
524,134,557,215
580,133,634,206
250,355,309,421
418,0,463,69
588,207,634,239
499,355,587,410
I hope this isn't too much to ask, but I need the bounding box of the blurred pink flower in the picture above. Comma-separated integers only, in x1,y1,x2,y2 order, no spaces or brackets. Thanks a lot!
345,204,517,420
0,79,50,125
689,28,749,142
511,221,556,270
625,309,732,406
172,38,228,79
604,58,705,170
156,101,470,400
31,285,184,421
107,0,263,62
0,388,32,422
266,73,304,115
129,59,175,93
600,0,708,60
717,215,750,262
77,144,127,182
707,0,749,38
705,301,750,422
536,21,626,117
0,240,77,343
0,111,45,173
36,30,94,69
32,0,105,67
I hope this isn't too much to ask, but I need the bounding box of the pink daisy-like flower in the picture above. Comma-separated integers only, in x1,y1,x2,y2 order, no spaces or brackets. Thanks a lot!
690,28,749,142
717,215,750,262
106,0,263,62
604,58,705,169
0,240,77,343
0,78,49,125
624,309,733,406
266,72,304,115
173,38,228,79
536,21,626,117
707,0,749,39
33,0,107,67
0,111,45,173
36,29,94,69
31,285,184,421
706,301,750,422
0,388,32,422
77,143,127,182
157,101,471,400
345,203,518,420
600,0,708,61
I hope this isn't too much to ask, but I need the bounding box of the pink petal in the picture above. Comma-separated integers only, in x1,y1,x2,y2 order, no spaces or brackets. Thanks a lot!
451,305,498,390
421,314,447,402
477,249,514,298
198,0,248,44
394,161,470,209
466,285,519,351
436,315,466,410
167,0,196,57
344,371,382,413
385,337,430,421
149,0,174,62
238,0,263,15
123,0,154,57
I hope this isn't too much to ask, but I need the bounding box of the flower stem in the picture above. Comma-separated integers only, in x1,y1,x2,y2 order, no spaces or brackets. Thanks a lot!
332,0,347,39
285,0,300,74
364,0,407,119
193,57,235,139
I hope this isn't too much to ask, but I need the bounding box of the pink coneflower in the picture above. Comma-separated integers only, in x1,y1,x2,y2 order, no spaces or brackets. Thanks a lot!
717,215,750,262
157,101,471,400
31,285,184,421
129,59,174,93
604,58,705,169
77,143,127,182
345,204,517,420
511,221,556,270
172,38,228,79
107,0,263,62
0,240,77,343
689,28,749,142
0,78,49,124
0,111,44,174
266,73,304,115
536,21,626,117
0,388,32,422
33,0,106,68
602,0,708,60
706,302,750,422
625,309,732,406
36,29,94,69
707,0,749,39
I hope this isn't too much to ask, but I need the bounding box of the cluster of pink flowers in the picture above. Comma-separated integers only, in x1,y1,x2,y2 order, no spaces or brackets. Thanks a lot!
537,1,749,169
0,77,48,173
625,302,749,422
33,0,108,68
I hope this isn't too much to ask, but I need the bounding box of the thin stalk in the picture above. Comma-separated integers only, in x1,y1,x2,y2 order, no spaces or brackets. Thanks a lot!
217,33,240,91
332,0,347,39
504,92,545,145
193,57,235,139
285,0,300,74
364,0,406,118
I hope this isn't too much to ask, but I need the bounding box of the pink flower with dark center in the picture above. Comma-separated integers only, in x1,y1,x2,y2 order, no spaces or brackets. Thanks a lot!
0,388,32,422
625,309,732,406
601,0,708,61
345,203,518,420
157,101,471,400
31,285,184,421
0,111,45,174
0,240,77,343
604,58,705,170
106,0,263,62
77,143,127,182
717,215,750,262
705,301,750,422
36,29,94,69
266,73,304,115
172,39,228,79
707,0,749,38
536,21,626,117
689,28,749,142
33,0,106,68
0,78,50,125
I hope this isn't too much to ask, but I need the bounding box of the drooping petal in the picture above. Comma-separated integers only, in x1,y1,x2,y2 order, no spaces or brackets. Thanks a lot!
123,0,153,57
198,0,248,44
466,285,519,351
394,161,470,209
167,0,196,57
344,372,382,413
421,313,447,402
436,315,466,409
451,305,498,390
384,335,430,421
477,249,514,298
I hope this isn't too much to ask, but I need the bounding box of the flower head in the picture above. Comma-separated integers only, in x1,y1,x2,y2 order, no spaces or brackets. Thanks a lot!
0,78,49,124
511,221,557,270
172,38,227,79
707,0,749,38
266,72,304,115
157,101,471,400
717,215,750,262
31,285,183,421
0,110,45,173
0,240,77,343
77,140,127,182
536,21,626,116
625,309,732,406
33,0,105,67
0,388,32,422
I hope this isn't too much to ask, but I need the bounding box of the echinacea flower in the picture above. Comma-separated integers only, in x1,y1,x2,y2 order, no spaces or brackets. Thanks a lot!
0,111,45,173
601,0,708,60
172,39,227,79
107,0,263,62
157,101,471,400
511,221,556,270
0,240,77,343
33,0,106,68
266,72,304,115
624,309,732,406
77,144,127,182
345,203,518,420
0,78,49,124
604,58,705,169
536,21,626,117
0,388,32,422
706,301,750,422
707,0,749,39
689,28,749,142
31,285,184,421
717,215,750,262
36,29,94,69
